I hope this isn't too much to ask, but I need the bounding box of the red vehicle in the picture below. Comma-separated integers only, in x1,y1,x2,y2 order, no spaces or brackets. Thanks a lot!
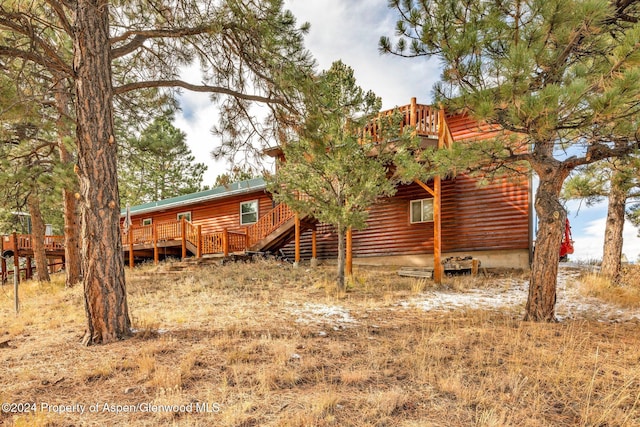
560,218,574,261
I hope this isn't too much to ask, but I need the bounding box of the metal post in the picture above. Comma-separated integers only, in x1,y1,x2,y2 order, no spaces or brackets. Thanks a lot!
181,218,187,259
14,260,19,314
294,214,300,267
12,233,19,286
346,227,353,276
153,223,159,265
128,226,134,270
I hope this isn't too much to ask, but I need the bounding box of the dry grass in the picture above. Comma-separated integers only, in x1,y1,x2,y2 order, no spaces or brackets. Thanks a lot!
579,265,640,307
1,260,639,426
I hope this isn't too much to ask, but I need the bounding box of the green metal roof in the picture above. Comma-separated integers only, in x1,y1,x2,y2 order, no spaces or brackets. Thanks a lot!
121,177,267,216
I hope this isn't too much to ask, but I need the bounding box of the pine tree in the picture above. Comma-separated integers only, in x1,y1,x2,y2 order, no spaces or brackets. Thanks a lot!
269,61,420,290
119,112,207,205
0,107,62,283
213,166,258,188
563,154,639,281
1,0,315,344
381,0,640,321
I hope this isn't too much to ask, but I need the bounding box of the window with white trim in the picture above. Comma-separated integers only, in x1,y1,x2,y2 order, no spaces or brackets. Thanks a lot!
240,200,258,225
177,211,191,222
142,218,152,226
410,199,434,223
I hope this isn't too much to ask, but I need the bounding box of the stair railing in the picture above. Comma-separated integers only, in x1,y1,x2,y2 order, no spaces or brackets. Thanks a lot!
246,202,296,247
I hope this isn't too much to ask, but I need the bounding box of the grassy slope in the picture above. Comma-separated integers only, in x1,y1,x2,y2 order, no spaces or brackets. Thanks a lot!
1,262,639,427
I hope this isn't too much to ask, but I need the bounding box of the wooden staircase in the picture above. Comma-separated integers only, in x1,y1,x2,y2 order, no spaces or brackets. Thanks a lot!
245,203,315,253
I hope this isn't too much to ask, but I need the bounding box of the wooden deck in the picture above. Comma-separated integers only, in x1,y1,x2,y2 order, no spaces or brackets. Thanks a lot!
362,100,440,141
0,197,308,278
1,234,66,258
1,233,66,283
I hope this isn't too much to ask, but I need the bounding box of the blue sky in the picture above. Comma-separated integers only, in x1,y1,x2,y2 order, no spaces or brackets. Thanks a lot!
174,0,640,262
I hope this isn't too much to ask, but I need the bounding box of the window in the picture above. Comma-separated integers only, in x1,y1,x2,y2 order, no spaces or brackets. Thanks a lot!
142,218,152,226
240,200,259,225
410,199,434,223
177,211,191,222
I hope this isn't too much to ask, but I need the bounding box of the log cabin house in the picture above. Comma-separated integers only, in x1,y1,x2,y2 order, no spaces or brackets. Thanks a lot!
1,99,532,283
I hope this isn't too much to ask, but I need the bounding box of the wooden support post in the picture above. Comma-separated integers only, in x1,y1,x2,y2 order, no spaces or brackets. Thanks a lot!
181,217,187,260
433,177,442,284
410,97,417,128
472,259,479,277
346,227,353,277
153,223,159,265
294,214,301,266
196,225,202,258
26,258,32,280
128,226,134,270
223,228,229,257
433,104,451,284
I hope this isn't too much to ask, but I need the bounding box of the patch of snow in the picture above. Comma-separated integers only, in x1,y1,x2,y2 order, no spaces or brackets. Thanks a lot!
286,302,358,327
403,278,527,313
404,266,640,322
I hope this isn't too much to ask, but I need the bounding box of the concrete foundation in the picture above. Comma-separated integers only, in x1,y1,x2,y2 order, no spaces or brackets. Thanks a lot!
324,249,531,270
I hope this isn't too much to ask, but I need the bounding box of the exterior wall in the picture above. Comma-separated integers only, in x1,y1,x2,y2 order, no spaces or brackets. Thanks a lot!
282,111,531,269
284,174,530,268
124,190,273,235
332,249,530,270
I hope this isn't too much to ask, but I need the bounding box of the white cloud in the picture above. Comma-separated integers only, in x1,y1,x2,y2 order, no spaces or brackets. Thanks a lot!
173,93,229,186
572,217,640,263
172,65,229,185
284,0,440,107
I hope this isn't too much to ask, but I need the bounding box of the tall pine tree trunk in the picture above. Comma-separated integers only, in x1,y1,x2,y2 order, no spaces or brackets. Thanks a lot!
53,79,82,287
525,160,569,322
60,149,82,287
600,172,627,281
74,0,131,345
27,193,50,282
336,226,346,291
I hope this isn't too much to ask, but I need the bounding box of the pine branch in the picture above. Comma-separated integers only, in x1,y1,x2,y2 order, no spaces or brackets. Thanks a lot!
113,79,297,113
110,26,213,59
42,0,73,37
0,13,72,76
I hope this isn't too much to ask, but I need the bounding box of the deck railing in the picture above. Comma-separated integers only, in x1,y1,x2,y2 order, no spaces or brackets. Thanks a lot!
43,236,65,251
132,225,153,244
228,231,247,253
201,232,224,254
361,102,439,142
1,233,65,253
185,221,198,248
121,218,252,264
157,221,182,241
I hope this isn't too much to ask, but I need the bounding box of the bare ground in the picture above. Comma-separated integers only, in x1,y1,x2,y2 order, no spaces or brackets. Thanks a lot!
1,261,639,426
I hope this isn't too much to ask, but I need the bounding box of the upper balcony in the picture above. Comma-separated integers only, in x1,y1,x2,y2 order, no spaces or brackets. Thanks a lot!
264,98,447,161
361,98,440,142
